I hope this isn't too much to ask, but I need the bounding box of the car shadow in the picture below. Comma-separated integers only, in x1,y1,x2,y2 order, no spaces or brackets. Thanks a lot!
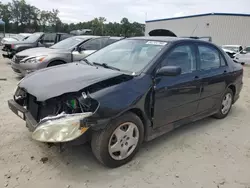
43,114,222,183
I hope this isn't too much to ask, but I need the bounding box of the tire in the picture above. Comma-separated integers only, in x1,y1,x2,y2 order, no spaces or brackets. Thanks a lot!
91,112,144,168
213,88,233,119
47,60,65,67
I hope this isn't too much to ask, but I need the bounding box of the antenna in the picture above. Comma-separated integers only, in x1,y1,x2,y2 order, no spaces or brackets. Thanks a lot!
191,24,198,36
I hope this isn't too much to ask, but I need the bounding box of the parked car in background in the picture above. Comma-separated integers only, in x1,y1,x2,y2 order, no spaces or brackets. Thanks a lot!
234,51,250,65
2,32,72,59
222,48,237,59
243,46,250,53
1,33,32,45
8,37,243,168
11,36,124,76
222,45,243,53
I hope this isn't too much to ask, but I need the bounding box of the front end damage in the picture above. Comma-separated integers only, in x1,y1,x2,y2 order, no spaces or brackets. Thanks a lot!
8,87,100,144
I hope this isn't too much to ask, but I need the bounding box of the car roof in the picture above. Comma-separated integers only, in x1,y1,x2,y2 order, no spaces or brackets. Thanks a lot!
128,36,213,44
109,36,125,40
129,36,180,42
73,35,100,39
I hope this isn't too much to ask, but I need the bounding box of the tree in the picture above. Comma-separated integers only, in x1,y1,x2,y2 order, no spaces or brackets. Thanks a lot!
0,0,145,36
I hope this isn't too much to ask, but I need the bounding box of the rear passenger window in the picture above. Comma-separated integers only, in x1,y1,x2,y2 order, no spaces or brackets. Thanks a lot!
198,45,224,70
220,55,226,66
81,38,104,50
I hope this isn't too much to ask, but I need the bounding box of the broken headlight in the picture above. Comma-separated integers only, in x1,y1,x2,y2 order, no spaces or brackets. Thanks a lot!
32,112,93,143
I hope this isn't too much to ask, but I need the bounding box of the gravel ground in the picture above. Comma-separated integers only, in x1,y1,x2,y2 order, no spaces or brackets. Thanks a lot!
1,53,250,188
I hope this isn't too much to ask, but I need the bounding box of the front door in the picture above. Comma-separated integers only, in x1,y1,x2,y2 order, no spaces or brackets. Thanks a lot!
72,37,108,61
153,43,201,128
40,33,57,47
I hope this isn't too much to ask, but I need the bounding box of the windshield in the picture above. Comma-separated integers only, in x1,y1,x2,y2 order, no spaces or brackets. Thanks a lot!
23,33,43,43
50,37,85,49
86,39,167,74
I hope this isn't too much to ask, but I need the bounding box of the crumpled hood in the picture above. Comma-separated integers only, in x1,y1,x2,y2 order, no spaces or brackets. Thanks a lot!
19,62,124,101
16,47,66,57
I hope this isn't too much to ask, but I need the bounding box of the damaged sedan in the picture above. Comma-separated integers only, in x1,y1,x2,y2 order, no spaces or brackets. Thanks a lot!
8,37,243,168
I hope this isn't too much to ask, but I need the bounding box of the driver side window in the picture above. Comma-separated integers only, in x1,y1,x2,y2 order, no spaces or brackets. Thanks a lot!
42,33,56,43
161,44,197,74
80,38,106,51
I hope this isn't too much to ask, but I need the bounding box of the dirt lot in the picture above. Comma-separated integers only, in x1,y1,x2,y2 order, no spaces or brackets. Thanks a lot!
1,54,250,188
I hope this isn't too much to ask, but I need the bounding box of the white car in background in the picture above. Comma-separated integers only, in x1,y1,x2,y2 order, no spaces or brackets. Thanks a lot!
231,46,250,65
1,33,32,45
222,48,237,59
234,51,250,65
222,45,243,53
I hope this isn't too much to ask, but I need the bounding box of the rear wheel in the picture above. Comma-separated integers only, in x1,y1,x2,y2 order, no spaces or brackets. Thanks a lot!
213,88,233,119
91,112,144,168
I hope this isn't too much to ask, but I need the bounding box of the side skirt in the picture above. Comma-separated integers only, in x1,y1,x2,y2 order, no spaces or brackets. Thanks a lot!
144,108,217,142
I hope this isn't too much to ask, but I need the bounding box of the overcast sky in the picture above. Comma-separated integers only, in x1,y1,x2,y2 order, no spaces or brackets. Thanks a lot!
2,0,250,23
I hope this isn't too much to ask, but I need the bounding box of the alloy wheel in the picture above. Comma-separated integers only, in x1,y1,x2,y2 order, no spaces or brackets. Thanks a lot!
108,122,139,160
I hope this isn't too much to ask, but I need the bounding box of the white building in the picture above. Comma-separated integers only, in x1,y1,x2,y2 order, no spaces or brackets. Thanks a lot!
145,13,250,47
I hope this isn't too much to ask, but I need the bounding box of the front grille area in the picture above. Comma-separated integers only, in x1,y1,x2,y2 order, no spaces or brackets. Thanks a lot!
14,55,27,64
27,94,39,121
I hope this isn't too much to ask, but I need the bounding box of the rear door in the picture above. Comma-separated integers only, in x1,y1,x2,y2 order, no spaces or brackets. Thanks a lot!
196,43,229,113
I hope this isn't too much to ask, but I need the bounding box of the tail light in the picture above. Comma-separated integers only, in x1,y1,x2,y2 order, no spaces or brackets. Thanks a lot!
11,44,15,49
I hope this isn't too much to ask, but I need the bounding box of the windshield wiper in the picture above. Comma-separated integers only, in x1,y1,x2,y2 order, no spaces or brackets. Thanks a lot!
81,58,93,66
93,62,120,71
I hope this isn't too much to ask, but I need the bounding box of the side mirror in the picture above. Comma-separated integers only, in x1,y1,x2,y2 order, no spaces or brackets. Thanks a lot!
156,66,181,77
77,46,85,52
38,38,44,44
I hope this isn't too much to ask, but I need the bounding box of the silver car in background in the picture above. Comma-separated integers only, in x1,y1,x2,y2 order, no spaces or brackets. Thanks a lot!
11,35,124,76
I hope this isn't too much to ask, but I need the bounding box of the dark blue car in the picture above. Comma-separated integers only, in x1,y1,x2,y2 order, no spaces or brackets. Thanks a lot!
8,36,243,168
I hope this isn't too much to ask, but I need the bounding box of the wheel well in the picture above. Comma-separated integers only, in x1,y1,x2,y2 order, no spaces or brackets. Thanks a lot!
129,108,147,127
48,60,66,67
228,85,236,96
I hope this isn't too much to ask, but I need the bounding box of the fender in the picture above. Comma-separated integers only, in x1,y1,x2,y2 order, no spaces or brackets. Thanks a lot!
85,74,153,130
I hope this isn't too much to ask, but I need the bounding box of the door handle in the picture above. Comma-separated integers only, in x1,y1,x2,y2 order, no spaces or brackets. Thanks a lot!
194,75,199,79
223,70,227,74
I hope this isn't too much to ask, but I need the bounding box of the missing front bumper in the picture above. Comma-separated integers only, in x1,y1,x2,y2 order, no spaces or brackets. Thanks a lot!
8,99,37,131
8,99,93,143
2,51,14,59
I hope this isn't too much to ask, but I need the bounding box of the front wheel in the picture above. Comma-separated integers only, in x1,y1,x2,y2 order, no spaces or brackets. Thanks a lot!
91,112,144,168
213,88,233,119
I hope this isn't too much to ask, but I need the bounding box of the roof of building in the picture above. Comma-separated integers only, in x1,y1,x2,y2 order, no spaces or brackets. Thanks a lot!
146,12,250,23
